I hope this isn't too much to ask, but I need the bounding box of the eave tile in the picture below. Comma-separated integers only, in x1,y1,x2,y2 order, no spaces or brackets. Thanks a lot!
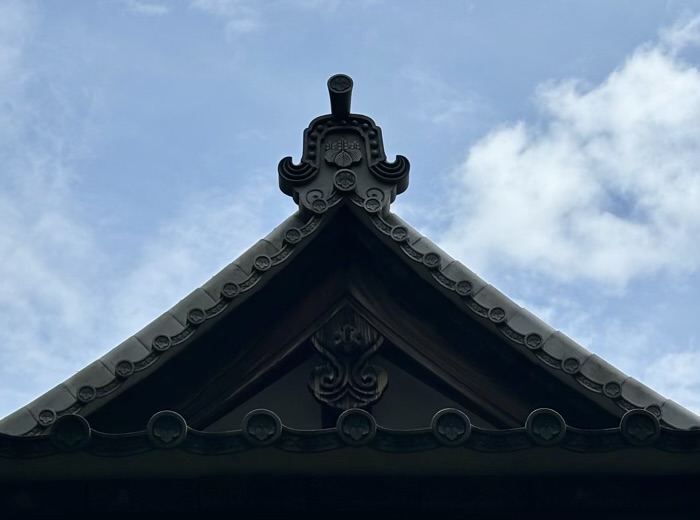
0,407,36,435
262,212,307,249
541,331,592,365
100,336,150,372
201,263,249,301
441,260,488,296
63,361,115,399
26,384,76,424
229,239,279,276
167,288,217,327
620,377,666,409
507,308,556,340
382,213,423,245
661,400,700,430
133,312,185,352
409,236,454,271
471,284,521,322
579,354,627,387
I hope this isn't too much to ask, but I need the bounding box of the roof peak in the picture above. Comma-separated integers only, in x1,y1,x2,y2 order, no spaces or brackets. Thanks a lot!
278,74,410,215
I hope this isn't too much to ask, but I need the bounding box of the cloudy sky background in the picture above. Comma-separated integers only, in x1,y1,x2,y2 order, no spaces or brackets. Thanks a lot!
1,0,700,419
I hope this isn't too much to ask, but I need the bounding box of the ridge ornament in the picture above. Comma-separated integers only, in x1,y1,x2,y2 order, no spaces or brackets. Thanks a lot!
277,74,410,214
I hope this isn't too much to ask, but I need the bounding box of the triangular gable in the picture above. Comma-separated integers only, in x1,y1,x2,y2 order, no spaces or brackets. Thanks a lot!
1,73,698,444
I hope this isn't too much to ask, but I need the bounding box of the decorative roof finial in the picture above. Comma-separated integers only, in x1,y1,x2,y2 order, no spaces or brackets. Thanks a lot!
278,74,409,215
328,74,353,117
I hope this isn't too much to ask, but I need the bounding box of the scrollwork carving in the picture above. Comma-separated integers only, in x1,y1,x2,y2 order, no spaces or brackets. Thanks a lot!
308,306,388,410
278,157,319,196
369,155,410,194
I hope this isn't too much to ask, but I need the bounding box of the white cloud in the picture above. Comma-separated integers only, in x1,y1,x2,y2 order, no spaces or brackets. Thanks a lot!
441,15,700,286
122,0,169,16
189,0,262,35
644,351,700,412
0,0,277,417
0,1,105,410
660,13,700,53
110,181,280,338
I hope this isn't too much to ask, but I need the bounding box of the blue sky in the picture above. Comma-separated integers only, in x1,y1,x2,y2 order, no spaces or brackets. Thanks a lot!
2,0,700,419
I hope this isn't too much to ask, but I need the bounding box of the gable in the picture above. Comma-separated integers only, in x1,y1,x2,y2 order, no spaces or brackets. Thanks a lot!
2,200,696,439
2,75,699,490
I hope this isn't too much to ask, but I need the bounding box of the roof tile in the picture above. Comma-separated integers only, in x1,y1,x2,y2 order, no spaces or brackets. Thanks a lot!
229,239,279,276
661,400,700,429
201,263,249,301
541,331,593,365
471,284,521,322
167,288,217,327
133,311,184,351
506,308,556,340
409,236,454,271
620,377,666,409
579,354,627,386
62,361,115,398
100,336,150,372
440,260,488,295
381,213,423,245
262,212,308,248
26,384,75,423
0,407,36,435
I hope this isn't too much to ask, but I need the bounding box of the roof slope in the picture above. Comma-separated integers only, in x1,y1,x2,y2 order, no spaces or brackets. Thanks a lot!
1,74,698,436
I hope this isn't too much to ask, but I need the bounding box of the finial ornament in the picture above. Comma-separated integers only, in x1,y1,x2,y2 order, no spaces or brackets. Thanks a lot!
278,74,409,214
328,74,353,117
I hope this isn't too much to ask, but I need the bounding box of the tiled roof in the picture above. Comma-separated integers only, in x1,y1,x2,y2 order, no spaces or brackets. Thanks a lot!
2,198,698,436
2,74,698,437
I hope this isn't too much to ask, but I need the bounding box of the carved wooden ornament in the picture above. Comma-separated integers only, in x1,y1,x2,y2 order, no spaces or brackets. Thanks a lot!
309,306,388,410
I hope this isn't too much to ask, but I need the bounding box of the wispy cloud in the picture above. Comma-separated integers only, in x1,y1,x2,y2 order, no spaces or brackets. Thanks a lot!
0,0,104,411
122,0,169,16
399,68,480,127
660,12,700,53
189,0,262,35
0,0,276,417
440,15,700,287
110,180,280,338
645,351,700,412
187,0,379,38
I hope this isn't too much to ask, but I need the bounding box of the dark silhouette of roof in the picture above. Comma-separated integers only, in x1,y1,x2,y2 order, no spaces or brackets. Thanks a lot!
1,74,698,460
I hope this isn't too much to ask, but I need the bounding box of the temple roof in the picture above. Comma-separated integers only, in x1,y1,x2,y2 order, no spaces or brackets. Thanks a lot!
1,74,698,451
